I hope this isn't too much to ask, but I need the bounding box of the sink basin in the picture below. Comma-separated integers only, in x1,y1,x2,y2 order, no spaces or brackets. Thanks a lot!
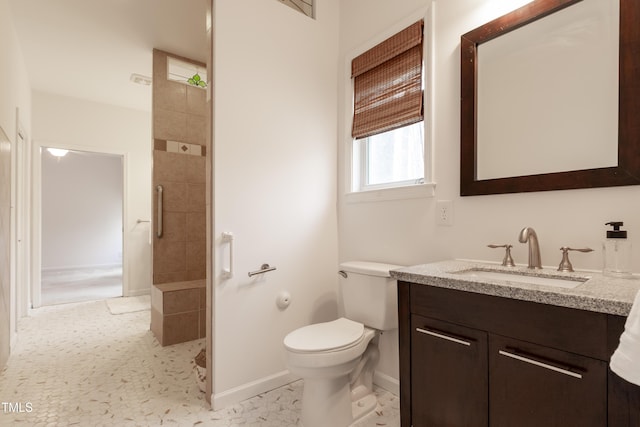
455,269,588,289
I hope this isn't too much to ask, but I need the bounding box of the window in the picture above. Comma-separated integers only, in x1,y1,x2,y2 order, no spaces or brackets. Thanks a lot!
167,57,207,89
350,19,427,194
355,122,424,190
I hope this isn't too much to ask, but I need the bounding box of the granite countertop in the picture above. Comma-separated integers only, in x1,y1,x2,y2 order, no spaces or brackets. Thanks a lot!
390,260,640,316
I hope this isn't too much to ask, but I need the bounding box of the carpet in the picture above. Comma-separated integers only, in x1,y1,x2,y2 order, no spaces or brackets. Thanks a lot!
106,295,150,315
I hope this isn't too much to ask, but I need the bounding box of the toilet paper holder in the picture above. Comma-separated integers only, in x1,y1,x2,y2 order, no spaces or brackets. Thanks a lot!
248,263,277,277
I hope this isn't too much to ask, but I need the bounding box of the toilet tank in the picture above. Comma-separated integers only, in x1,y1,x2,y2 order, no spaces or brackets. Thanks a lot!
339,261,402,331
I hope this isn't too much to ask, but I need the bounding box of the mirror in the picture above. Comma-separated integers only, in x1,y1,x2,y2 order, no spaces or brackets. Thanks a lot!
460,0,640,196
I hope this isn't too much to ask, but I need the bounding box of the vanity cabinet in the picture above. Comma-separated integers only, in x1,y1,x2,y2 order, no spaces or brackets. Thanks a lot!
411,315,487,426
489,334,606,426
398,281,637,427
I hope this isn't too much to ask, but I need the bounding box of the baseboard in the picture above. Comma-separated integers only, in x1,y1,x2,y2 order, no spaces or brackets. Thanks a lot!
374,370,399,396
212,370,299,410
42,263,122,273
124,288,150,297
211,369,397,411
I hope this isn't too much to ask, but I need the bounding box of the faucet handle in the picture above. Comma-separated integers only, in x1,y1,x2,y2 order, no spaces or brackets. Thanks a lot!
557,247,594,272
488,244,515,267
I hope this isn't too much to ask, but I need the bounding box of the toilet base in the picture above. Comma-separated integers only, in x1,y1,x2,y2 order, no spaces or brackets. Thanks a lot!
299,378,377,427
299,379,378,427
294,331,381,427
300,375,353,427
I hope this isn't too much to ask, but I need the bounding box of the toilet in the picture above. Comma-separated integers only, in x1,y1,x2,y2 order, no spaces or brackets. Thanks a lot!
283,261,400,427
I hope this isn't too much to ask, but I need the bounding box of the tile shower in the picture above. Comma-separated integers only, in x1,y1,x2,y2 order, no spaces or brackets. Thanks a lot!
150,49,208,346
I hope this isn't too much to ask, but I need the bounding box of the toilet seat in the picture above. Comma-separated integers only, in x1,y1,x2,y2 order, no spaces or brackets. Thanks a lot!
284,318,364,353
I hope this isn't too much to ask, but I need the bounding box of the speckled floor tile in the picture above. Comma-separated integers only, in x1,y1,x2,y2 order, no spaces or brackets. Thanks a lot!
0,299,399,426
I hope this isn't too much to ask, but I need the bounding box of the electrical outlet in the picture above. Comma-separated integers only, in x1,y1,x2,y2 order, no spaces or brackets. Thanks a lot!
436,200,454,226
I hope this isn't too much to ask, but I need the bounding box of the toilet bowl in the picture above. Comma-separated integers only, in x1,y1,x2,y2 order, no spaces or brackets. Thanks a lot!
284,318,379,427
283,261,400,427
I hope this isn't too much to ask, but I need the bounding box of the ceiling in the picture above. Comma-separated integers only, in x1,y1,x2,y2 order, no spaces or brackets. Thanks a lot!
8,0,208,112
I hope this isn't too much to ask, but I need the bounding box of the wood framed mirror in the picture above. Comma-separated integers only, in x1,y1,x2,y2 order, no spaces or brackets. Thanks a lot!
460,0,640,196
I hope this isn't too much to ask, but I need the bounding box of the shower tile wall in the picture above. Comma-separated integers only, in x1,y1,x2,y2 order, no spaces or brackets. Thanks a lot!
151,50,207,345
152,49,207,285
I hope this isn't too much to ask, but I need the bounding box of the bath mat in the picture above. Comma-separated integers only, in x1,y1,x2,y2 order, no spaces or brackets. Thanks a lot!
106,295,150,315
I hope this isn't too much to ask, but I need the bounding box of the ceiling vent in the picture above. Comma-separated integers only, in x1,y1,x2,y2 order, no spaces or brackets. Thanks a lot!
130,73,152,86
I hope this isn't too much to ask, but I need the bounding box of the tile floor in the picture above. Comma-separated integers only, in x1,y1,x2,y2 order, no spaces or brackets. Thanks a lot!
0,298,400,426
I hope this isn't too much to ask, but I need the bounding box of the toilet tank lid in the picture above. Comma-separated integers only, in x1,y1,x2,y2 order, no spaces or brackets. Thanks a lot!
339,261,403,278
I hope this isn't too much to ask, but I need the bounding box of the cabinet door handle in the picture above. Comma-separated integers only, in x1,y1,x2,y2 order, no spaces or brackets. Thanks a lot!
498,350,582,379
416,327,471,347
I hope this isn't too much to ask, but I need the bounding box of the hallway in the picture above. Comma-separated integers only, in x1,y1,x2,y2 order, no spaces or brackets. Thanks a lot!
41,266,122,306
0,299,209,425
0,300,400,426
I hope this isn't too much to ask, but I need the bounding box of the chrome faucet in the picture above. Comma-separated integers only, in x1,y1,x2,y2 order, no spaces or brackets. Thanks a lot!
518,227,542,269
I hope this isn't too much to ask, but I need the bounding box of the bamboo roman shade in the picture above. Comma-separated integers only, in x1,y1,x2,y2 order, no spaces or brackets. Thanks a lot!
351,20,424,140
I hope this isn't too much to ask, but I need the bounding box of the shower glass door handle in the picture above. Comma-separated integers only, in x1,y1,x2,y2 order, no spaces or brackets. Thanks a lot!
156,185,164,238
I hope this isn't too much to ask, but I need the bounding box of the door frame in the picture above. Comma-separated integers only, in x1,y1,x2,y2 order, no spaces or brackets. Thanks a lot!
10,110,30,348
31,140,128,308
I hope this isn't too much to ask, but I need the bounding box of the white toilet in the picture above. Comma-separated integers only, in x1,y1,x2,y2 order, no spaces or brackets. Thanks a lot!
283,261,400,427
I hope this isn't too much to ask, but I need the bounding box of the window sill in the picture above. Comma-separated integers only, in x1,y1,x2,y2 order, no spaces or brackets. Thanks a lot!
345,182,436,203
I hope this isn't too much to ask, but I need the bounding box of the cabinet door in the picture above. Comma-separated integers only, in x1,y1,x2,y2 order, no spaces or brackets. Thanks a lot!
489,334,607,427
411,315,488,426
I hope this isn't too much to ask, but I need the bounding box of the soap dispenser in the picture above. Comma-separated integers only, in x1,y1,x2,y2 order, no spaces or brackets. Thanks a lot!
603,221,632,278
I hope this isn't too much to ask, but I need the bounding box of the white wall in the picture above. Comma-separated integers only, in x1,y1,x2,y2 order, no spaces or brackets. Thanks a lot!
0,0,31,136
212,0,339,407
339,0,640,385
0,0,32,364
41,151,123,270
33,91,152,296
0,127,11,367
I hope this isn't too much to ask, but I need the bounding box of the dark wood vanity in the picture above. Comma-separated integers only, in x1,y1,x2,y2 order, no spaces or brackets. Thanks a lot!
398,281,640,426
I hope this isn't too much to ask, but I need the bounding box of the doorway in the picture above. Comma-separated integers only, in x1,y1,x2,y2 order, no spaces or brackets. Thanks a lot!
40,147,124,305
11,114,29,347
